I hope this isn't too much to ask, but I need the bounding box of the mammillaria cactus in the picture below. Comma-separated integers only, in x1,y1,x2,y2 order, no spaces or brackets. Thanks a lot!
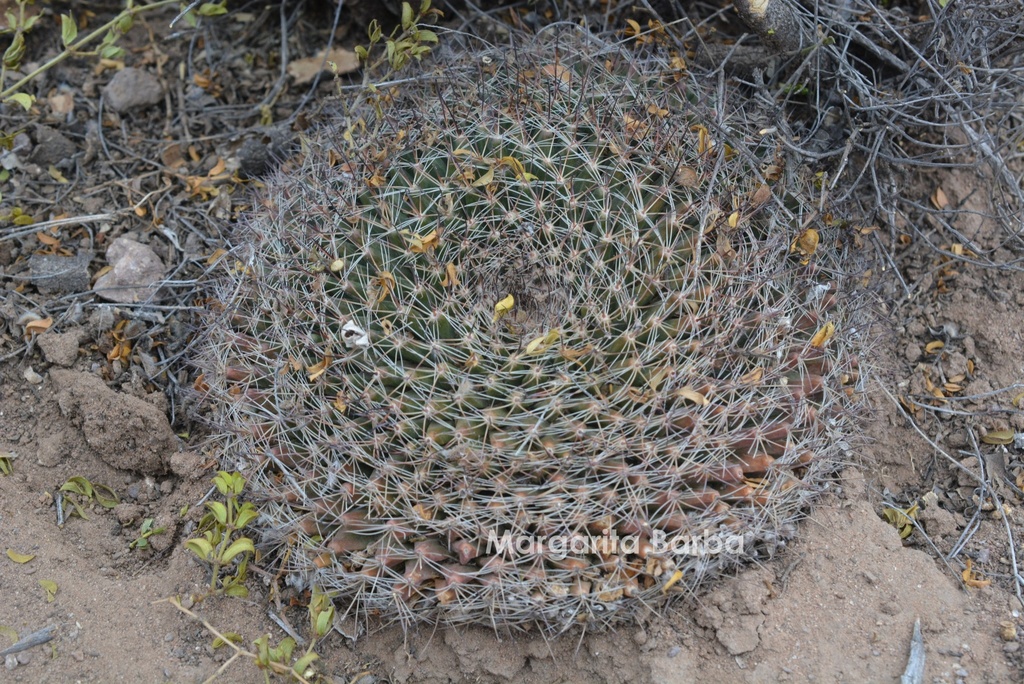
197,28,858,630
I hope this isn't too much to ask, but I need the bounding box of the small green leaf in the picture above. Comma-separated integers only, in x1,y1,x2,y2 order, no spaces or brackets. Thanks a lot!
212,632,242,648
234,505,259,529
93,484,118,509
197,2,228,17
223,583,249,598
61,14,78,47
315,608,332,637
61,476,94,498
221,537,255,563
293,652,319,677
401,2,414,30
417,29,438,44
99,44,124,60
6,92,34,111
206,500,228,525
185,538,214,561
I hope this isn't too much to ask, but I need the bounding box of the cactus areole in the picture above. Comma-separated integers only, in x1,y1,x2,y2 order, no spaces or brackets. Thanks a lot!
201,33,857,630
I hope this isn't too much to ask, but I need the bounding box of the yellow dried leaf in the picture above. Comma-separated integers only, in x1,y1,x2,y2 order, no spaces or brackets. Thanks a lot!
924,340,945,354
727,211,740,228
39,579,57,602
471,168,495,187
402,229,439,254
540,63,571,84
962,558,991,588
661,569,684,594
691,125,710,155
6,549,35,564
497,156,536,182
525,329,560,355
560,344,593,362
791,228,820,256
441,262,460,287
333,393,348,414
370,271,396,304
35,231,60,247
882,502,918,539
740,367,764,385
931,187,950,210
329,258,345,273
492,294,514,323
810,321,836,348
981,430,1014,446
675,386,709,406
306,355,333,382
23,317,53,337
48,165,68,184
205,248,228,266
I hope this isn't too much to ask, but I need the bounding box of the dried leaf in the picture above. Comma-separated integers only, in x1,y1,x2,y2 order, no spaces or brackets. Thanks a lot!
47,165,68,184
6,549,35,564
35,231,60,247
924,340,945,354
691,125,711,155
525,329,560,355
38,579,57,602
810,321,836,348
492,294,515,323
981,430,1014,446
740,367,764,384
675,386,709,406
931,187,950,210
540,63,571,84
287,47,360,85
791,228,820,258
441,262,460,287
727,211,740,229
306,355,333,382
962,558,991,588
471,167,495,187
205,248,228,266
661,569,684,594
370,270,396,304
882,502,918,539
402,229,439,253
23,317,53,337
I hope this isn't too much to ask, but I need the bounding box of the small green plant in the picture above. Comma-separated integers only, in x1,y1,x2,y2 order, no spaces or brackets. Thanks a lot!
184,471,258,598
352,0,441,80
161,596,321,683
58,476,119,521
0,451,14,476
129,517,167,550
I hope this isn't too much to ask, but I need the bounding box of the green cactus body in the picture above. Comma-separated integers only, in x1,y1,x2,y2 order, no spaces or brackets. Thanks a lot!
201,31,856,629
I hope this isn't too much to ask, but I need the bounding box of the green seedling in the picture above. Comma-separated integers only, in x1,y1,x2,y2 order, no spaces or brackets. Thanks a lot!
184,471,258,597
58,476,119,521
0,451,14,476
129,517,167,550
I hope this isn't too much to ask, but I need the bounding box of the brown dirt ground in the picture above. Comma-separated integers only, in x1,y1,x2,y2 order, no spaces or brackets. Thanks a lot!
2,3,1023,683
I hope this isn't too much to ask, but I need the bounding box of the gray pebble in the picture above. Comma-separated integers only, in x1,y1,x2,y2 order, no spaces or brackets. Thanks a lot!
4,654,16,670
667,645,681,658
103,68,163,113
28,250,94,295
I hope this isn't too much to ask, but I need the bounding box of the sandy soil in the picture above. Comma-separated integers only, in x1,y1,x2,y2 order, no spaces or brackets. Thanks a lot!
1,3,1023,683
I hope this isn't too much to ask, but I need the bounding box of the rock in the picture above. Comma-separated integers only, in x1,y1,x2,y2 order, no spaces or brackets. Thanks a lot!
904,342,922,363
37,328,87,367
30,125,76,167
93,237,166,303
237,126,294,178
23,366,43,384
103,67,163,112
114,503,146,526
920,503,960,540
28,250,94,295
36,431,66,467
169,451,205,480
50,369,176,473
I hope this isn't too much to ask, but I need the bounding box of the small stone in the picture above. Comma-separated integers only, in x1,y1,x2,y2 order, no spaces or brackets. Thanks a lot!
169,451,204,480
71,650,85,662
93,237,166,303
103,68,164,113
862,571,878,585
1000,622,1017,641
164,632,175,642
667,645,681,658
16,651,31,665
28,250,94,295
37,329,86,367
126,483,140,500
30,125,77,167
1004,642,1020,653
904,342,922,363
160,479,174,495
4,654,16,670
23,366,43,384
115,503,146,525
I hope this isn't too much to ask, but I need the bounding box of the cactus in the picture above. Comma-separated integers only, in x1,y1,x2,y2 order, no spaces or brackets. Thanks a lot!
196,30,858,630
